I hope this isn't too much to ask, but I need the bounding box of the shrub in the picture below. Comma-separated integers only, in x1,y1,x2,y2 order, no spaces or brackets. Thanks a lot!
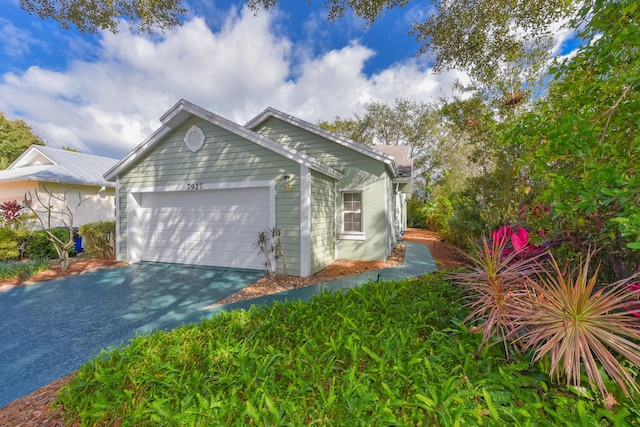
0,227,31,261
26,229,76,260
79,221,116,258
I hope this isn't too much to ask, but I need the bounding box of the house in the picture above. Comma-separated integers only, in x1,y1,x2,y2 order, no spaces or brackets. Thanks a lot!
104,99,413,277
0,145,118,227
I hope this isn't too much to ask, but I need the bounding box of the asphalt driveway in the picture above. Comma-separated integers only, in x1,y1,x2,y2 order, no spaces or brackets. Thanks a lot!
0,262,263,408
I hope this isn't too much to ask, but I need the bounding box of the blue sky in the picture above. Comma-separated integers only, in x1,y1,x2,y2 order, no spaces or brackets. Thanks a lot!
0,0,573,159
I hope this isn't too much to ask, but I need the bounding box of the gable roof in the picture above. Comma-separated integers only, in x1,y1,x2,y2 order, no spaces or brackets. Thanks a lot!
374,145,413,179
104,99,343,182
0,145,118,187
245,107,400,177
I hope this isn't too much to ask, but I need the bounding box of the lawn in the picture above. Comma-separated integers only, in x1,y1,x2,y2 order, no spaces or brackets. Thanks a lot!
56,274,640,426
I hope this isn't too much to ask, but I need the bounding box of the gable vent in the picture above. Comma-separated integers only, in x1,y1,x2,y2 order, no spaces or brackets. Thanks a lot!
184,125,205,152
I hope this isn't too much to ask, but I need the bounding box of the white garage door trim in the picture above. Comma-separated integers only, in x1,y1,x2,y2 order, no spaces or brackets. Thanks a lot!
126,180,275,269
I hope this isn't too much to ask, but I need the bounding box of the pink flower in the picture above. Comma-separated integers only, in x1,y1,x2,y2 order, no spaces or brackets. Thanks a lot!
511,227,530,251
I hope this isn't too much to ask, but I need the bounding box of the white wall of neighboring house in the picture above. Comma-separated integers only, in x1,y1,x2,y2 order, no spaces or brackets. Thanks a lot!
2,182,115,229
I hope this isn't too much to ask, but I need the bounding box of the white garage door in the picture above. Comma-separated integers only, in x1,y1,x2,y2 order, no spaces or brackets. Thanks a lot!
138,187,270,270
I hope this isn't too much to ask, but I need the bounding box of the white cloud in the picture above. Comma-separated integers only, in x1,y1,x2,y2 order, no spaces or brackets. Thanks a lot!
0,18,34,57
0,6,463,159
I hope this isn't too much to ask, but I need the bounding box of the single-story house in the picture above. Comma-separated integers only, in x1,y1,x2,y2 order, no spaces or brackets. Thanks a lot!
0,145,118,228
104,99,413,277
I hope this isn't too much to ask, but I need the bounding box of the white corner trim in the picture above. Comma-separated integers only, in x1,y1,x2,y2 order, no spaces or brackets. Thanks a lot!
300,165,311,277
126,190,142,264
114,176,120,261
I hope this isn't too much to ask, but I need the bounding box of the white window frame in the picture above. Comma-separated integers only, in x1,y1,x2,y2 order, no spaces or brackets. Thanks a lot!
339,190,365,241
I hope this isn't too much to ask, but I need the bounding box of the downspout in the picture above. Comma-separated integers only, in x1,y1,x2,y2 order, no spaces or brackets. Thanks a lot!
394,183,400,239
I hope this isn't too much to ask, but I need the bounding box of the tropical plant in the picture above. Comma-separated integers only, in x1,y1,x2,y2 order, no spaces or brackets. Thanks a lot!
254,227,287,278
0,200,35,230
517,250,640,405
446,235,542,358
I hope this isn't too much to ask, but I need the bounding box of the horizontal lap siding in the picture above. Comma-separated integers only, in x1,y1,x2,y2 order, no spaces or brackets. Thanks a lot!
118,117,302,275
254,118,391,261
310,170,335,274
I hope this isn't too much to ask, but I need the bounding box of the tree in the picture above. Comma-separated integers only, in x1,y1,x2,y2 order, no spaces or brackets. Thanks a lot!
20,0,186,33
24,183,89,270
0,112,45,170
511,0,640,278
318,98,448,198
317,116,372,145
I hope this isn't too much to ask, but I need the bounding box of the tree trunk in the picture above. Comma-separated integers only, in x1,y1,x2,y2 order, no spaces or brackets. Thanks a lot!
60,251,70,271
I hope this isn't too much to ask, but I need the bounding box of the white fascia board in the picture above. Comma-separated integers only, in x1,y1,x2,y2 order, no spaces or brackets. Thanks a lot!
9,146,55,169
245,107,399,177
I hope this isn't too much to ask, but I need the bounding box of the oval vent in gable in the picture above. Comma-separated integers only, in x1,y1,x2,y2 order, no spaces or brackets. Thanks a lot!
184,125,205,152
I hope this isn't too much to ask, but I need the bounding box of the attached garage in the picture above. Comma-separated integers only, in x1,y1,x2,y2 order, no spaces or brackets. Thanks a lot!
136,186,271,270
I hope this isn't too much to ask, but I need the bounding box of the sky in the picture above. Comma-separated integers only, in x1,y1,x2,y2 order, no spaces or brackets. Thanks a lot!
0,0,575,160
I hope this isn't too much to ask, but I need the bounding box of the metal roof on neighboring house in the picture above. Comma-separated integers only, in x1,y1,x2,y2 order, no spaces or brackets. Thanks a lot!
0,146,118,187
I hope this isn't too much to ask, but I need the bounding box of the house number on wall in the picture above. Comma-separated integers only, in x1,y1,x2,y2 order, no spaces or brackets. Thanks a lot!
186,183,203,190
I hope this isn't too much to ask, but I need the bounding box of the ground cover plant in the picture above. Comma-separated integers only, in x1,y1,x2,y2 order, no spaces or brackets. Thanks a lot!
56,275,640,425
0,258,48,280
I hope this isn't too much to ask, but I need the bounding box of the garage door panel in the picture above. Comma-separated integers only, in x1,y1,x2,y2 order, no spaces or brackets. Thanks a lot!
138,187,270,270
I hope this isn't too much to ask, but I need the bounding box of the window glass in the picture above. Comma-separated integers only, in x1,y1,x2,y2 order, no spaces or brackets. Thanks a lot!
343,192,362,232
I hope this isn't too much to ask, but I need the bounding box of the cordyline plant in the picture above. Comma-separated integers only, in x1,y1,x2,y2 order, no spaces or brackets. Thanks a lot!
517,250,640,405
446,234,544,358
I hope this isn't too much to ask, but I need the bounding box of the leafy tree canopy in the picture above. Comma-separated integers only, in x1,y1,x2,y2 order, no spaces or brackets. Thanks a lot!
20,0,186,33
0,112,46,170
511,0,640,273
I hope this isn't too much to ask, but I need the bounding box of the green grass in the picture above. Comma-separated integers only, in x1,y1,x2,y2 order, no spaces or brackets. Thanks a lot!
56,275,640,426
0,258,49,279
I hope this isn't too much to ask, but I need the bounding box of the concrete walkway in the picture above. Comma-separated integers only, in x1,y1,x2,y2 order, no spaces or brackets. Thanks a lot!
213,240,439,313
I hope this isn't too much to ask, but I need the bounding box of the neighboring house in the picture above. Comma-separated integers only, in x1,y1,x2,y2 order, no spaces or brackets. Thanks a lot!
105,99,413,277
0,145,118,228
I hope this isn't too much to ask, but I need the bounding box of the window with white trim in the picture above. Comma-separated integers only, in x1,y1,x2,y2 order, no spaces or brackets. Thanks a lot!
340,191,365,240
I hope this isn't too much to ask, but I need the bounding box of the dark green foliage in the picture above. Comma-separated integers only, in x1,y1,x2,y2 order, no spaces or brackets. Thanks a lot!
0,113,45,170
26,229,76,259
511,0,640,277
56,275,639,425
79,221,115,258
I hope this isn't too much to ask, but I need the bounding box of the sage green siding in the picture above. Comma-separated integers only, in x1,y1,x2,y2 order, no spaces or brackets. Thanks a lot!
310,170,335,274
117,117,303,275
254,117,394,261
